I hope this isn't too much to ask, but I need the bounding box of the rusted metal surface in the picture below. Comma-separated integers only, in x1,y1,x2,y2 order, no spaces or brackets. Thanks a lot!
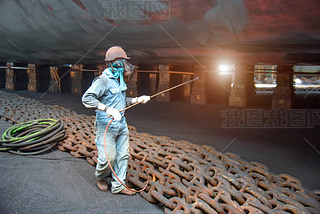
1,90,320,213
0,0,319,65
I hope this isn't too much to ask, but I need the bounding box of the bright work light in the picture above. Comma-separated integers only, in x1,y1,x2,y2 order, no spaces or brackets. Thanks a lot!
218,64,234,75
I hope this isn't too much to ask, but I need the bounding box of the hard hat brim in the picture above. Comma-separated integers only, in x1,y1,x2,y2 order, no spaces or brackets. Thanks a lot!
105,56,130,62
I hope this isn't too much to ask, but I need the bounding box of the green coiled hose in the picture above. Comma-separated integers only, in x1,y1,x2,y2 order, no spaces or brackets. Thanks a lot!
0,118,66,155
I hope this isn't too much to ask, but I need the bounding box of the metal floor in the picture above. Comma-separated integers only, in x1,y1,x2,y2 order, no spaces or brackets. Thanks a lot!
0,89,319,213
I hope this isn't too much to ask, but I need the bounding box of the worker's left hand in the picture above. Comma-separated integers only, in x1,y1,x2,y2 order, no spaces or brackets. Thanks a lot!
137,95,150,104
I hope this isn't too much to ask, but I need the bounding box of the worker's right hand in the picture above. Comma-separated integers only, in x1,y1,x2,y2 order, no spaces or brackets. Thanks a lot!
106,107,121,121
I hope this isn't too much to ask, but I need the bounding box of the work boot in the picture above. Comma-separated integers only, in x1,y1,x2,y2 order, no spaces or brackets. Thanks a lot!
113,188,136,195
97,180,108,192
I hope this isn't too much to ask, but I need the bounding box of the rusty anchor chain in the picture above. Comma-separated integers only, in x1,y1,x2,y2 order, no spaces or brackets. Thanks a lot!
0,90,320,213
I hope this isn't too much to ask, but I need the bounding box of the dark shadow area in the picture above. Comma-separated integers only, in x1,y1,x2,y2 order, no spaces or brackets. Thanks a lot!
137,72,158,96
13,63,28,90
294,91,320,109
170,73,193,102
250,91,273,108
36,65,50,92
251,91,320,109
0,66,5,88
58,67,71,94
205,73,231,104
137,72,151,96
82,71,95,94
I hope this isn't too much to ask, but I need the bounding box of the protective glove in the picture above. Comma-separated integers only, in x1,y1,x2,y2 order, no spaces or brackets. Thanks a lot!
97,103,121,121
106,107,122,121
136,95,150,104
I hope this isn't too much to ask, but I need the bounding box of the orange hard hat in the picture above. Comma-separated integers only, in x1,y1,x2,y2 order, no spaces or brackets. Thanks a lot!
105,46,130,62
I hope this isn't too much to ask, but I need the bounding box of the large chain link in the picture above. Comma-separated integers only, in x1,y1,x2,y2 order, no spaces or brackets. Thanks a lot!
1,91,319,213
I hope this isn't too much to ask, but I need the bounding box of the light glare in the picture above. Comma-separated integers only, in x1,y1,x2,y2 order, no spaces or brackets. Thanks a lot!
218,64,234,75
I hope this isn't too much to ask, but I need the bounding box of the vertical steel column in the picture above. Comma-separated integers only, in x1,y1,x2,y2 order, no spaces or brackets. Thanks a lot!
5,63,14,90
229,65,255,106
27,64,37,92
49,67,60,93
70,64,83,95
191,65,206,104
127,66,138,97
157,64,170,102
272,65,294,109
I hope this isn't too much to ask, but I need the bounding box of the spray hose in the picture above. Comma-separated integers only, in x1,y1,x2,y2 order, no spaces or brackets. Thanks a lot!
104,118,149,192
104,77,199,192
0,118,66,155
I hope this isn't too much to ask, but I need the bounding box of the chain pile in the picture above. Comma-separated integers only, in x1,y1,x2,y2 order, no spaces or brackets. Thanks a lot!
0,91,319,213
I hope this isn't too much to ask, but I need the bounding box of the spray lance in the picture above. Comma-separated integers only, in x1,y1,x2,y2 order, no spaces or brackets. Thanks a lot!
104,76,199,192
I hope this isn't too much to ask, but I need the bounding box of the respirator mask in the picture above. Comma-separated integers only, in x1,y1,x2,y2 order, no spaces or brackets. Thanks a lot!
109,59,136,84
